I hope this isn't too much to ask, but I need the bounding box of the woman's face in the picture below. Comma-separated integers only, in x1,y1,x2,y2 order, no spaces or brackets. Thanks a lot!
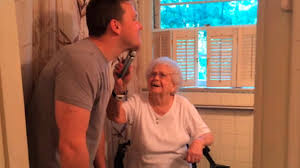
147,64,176,95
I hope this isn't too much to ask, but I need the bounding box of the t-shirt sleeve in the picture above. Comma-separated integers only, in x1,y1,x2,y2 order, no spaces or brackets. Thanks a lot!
122,94,139,124
183,97,211,141
54,54,99,111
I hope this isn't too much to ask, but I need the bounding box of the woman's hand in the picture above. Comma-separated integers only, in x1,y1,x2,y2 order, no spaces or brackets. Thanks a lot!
113,60,133,93
186,139,204,163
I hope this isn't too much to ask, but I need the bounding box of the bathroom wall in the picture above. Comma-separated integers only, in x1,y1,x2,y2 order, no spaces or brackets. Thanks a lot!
15,0,33,107
198,109,253,168
0,0,30,167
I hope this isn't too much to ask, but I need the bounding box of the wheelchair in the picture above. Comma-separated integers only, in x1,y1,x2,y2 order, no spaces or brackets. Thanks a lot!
115,141,230,168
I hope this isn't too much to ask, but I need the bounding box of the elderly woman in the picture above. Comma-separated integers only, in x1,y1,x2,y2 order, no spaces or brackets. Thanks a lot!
107,57,213,168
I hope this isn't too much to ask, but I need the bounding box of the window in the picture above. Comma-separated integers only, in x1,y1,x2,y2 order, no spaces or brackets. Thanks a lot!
153,0,258,88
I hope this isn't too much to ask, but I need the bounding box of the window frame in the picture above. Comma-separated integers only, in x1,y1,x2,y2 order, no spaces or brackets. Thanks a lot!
149,0,256,108
153,25,256,88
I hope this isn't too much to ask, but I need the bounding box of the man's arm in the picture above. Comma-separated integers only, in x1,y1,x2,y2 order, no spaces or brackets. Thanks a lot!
55,100,90,168
94,131,106,168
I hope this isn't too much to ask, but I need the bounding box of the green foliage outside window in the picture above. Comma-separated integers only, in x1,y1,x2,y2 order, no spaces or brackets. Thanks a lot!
160,0,258,29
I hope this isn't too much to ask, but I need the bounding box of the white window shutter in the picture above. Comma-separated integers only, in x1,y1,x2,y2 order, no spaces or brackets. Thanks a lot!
237,26,256,87
153,30,172,58
172,30,198,87
206,28,238,87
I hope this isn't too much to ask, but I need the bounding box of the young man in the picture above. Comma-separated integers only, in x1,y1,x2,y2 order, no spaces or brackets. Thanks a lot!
27,0,143,167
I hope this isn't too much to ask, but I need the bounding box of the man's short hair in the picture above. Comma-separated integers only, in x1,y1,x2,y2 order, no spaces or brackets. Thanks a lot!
86,0,130,37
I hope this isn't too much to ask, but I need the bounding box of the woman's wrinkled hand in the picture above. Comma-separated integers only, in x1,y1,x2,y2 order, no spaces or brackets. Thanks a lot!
113,60,133,93
186,139,204,163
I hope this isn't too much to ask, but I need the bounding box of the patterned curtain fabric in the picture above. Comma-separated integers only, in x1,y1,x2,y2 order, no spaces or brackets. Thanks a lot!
32,0,90,82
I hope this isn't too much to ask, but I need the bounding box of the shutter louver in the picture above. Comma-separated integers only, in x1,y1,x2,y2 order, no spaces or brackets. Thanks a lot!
207,28,238,87
172,30,198,86
153,30,172,58
237,26,256,87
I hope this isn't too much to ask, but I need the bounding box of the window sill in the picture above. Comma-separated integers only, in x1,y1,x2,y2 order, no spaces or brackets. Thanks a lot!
194,105,254,110
179,87,254,93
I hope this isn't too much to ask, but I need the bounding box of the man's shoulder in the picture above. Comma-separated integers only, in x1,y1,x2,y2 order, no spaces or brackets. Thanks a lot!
60,39,104,63
63,39,96,53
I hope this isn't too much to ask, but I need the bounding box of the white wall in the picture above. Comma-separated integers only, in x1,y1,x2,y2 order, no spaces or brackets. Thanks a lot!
15,0,33,107
0,0,29,167
199,109,253,168
254,0,300,167
287,0,300,167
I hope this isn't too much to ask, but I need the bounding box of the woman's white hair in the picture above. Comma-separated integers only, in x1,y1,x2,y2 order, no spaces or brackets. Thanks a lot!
146,57,183,92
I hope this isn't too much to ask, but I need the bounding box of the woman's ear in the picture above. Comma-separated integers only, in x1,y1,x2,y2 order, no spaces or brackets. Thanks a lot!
110,19,121,35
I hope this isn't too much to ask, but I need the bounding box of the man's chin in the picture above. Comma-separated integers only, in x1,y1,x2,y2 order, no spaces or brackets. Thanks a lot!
131,43,141,51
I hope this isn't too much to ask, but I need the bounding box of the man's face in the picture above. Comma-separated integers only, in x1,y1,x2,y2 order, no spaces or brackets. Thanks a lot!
119,2,143,50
